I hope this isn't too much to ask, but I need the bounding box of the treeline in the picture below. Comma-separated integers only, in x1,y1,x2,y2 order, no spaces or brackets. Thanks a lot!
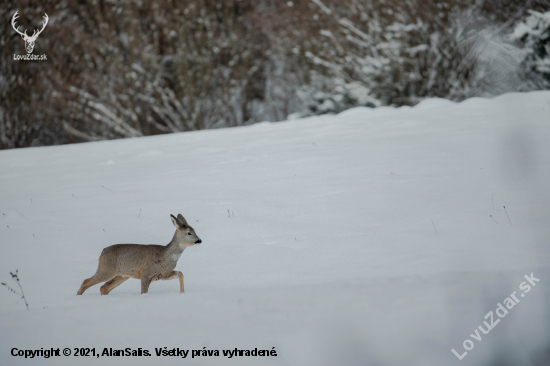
1,0,549,149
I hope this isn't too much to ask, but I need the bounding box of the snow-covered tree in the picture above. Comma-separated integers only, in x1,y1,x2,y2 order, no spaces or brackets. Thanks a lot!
511,10,550,82
1,0,548,149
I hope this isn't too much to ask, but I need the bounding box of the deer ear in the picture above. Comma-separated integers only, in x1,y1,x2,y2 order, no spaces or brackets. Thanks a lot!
177,214,188,226
170,214,182,228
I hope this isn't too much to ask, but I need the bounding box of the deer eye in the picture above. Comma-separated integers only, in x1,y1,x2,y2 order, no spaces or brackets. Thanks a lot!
187,232,192,235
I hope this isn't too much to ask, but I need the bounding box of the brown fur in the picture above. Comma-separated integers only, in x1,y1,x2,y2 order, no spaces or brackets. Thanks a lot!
77,214,201,295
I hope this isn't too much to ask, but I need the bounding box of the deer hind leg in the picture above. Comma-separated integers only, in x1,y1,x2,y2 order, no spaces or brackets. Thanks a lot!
77,271,115,295
100,276,129,295
151,271,184,293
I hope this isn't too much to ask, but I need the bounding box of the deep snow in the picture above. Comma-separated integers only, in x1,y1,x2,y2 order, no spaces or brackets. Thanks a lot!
1,91,550,366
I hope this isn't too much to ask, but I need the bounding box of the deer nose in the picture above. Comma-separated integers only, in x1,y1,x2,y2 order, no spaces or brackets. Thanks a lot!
195,239,202,244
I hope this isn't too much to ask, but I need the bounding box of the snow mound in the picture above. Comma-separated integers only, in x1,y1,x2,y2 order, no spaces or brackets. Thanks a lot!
1,91,550,366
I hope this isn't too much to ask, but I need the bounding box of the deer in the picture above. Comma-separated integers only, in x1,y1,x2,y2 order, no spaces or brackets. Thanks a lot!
11,11,49,54
77,214,202,295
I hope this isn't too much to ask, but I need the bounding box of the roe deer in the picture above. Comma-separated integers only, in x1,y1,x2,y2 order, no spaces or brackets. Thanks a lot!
77,214,201,295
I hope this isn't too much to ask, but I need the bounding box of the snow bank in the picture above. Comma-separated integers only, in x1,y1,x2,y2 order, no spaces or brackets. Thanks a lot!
1,91,550,366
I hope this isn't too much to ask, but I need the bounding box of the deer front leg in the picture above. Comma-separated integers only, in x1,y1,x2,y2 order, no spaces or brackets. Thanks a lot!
141,276,153,294
178,272,184,293
171,271,184,293
151,271,184,293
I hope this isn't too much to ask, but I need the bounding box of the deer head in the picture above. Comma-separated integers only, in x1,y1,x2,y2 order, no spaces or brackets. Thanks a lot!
11,11,49,54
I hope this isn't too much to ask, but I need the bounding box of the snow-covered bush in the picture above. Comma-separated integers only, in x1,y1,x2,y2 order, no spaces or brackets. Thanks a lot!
511,10,550,82
290,75,381,119
288,0,545,118
1,0,301,148
1,0,548,149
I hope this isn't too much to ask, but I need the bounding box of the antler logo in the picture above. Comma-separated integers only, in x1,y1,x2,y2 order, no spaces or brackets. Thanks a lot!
11,10,49,54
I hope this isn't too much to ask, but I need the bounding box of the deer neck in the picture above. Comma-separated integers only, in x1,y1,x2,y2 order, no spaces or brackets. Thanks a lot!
164,231,186,257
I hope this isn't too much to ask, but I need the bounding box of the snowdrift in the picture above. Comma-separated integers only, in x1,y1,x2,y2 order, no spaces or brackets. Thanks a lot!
1,91,550,366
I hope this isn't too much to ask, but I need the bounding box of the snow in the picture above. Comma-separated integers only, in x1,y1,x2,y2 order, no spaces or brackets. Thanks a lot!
510,10,550,41
1,91,550,365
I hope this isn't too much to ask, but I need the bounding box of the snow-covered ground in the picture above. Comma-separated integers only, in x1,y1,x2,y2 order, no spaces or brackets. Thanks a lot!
1,91,550,366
